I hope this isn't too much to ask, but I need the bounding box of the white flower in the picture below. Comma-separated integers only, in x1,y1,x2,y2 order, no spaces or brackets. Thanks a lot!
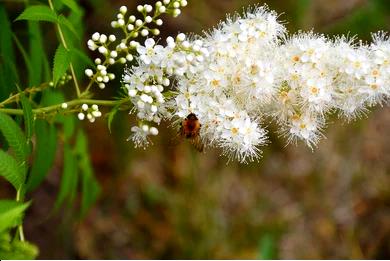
136,38,164,65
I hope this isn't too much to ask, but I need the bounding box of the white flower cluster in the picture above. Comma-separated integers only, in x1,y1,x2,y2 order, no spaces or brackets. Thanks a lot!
122,5,390,162
85,1,187,90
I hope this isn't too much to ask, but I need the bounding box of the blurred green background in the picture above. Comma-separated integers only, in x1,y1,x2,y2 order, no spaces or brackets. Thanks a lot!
2,0,390,259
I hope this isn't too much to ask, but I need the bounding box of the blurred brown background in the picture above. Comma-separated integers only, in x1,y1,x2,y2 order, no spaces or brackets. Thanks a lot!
5,0,390,259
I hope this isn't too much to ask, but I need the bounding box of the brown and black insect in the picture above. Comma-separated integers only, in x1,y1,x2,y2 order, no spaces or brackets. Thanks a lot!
179,113,204,152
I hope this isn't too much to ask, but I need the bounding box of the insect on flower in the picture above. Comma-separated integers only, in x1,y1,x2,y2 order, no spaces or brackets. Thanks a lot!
180,113,204,152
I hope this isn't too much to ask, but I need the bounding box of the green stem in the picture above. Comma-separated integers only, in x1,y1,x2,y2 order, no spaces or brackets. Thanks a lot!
16,189,25,242
0,83,50,108
0,98,130,116
48,0,81,98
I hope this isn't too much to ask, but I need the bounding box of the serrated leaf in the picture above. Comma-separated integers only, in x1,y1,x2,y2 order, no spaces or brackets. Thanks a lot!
61,0,82,15
27,120,57,191
54,143,78,210
0,151,24,190
75,130,100,217
20,94,34,143
58,15,79,40
0,200,30,232
53,44,70,86
15,5,58,23
0,112,28,164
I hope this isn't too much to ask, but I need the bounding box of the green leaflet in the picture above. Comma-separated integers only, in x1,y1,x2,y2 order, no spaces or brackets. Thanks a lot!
0,200,30,232
15,5,58,23
0,151,24,190
0,112,28,165
61,0,82,15
28,21,44,86
27,120,57,191
0,5,18,100
75,130,100,218
54,143,78,210
53,44,70,86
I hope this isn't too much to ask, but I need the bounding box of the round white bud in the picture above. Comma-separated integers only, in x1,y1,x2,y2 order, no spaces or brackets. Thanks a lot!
163,0,170,4
156,1,162,7
150,105,158,113
145,16,152,23
108,73,115,80
111,21,118,28
137,5,144,12
150,127,159,136
141,29,149,36
173,8,181,17
82,104,89,111
126,54,134,61
177,33,185,41
118,19,125,26
119,6,127,14
156,19,163,26
119,57,127,64
129,15,136,23
152,29,160,35
127,24,134,31
109,34,116,42
97,76,103,82
110,51,118,58
87,113,93,120
91,104,98,111
181,0,188,6
137,100,145,109
99,34,107,43
173,1,180,8
92,32,100,41
145,5,153,13
98,83,105,89
117,13,123,19
61,103,68,109
98,46,107,54
142,124,149,132
103,76,110,83
108,58,115,64
94,58,102,64
158,6,166,13
85,69,93,77
135,19,143,27
78,112,85,121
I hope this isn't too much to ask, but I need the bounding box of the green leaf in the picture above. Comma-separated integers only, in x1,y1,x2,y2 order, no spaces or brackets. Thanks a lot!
0,240,39,259
75,130,100,217
28,22,45,86
0,6,18,100
0,200,30,232
53,44,70,86
20,93,34,143
15,5,58,23
27,120,57,191
258,234,277,260
0,112,28,164
12,34,34,88
0,151,24,190
54,143,78,210
61,0,82,15
58,15,80,40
